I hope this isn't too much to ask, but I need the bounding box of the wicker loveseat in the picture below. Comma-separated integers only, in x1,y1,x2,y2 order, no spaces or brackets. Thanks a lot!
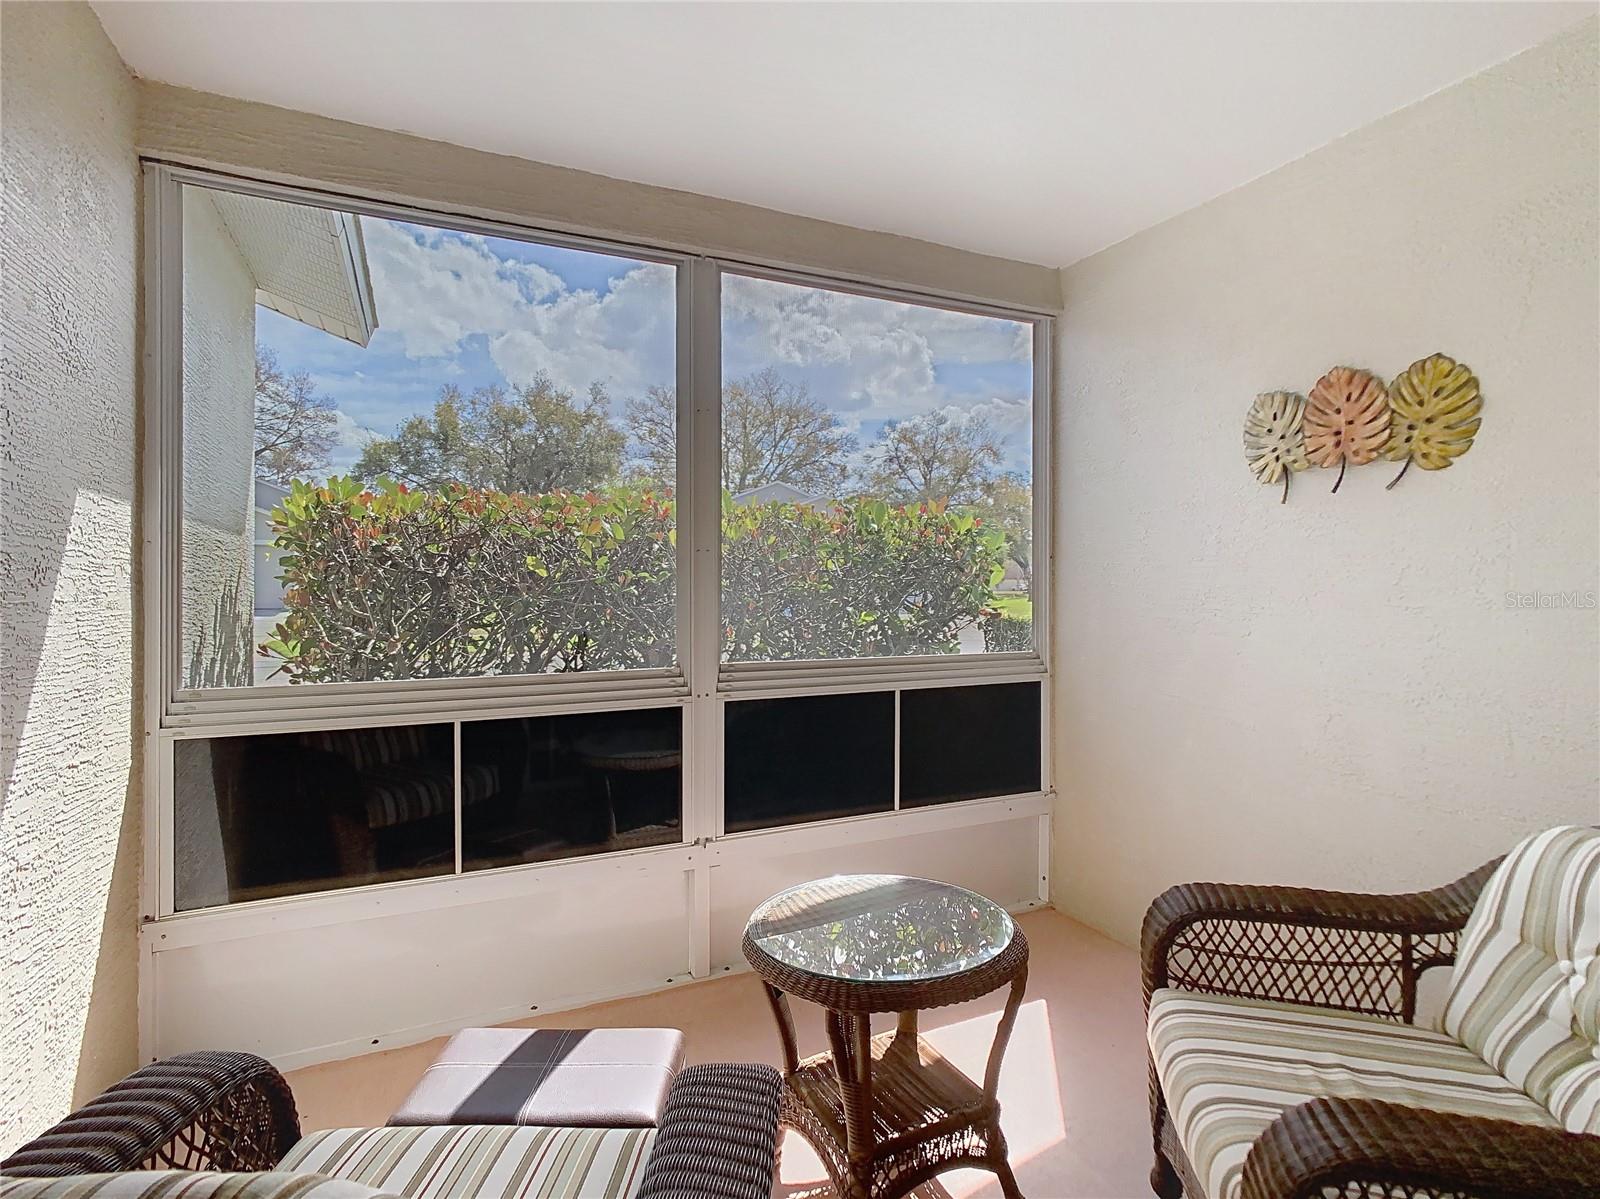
0,1052,780,1199
1142,825,1600,1199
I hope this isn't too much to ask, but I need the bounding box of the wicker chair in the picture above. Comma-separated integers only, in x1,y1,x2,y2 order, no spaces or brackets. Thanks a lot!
0,1051,781,1199
1141,826,1600,1199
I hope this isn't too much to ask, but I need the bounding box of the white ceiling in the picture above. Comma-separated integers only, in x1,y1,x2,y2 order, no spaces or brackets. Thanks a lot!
95,1,1591,267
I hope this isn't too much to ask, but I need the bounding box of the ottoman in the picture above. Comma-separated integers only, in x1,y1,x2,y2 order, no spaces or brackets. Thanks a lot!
389,1027,686,1128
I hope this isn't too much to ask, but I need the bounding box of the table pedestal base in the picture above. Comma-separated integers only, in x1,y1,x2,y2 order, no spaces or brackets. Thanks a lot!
778,1020,1023,1199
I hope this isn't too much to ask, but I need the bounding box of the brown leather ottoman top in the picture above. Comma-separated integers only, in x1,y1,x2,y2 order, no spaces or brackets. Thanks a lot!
388,1027,686,1128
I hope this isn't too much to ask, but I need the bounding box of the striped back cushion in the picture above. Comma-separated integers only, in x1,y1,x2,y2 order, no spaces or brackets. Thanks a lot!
302,727,426,772
1441,825,1600,1131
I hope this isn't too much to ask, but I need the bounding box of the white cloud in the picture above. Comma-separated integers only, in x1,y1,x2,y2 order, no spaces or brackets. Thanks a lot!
326,408,381,474
359,217,675,406
353,219,1032,470
488,263,676,398
721,273,1031,424
362,219,564,360
941,395,1033,466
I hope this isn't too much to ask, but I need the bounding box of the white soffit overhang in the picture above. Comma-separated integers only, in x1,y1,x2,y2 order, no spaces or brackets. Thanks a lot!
206,188,378,347
98,2,1596,267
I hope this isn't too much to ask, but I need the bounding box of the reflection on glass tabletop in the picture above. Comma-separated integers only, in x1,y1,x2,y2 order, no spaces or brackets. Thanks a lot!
744,874,1015,983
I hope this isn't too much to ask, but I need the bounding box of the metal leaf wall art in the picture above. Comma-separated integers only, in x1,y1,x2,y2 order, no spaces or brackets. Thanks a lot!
1243,391,1309,504
1304,367,1391,493
1244,354,1483,501
1383,353,1482,489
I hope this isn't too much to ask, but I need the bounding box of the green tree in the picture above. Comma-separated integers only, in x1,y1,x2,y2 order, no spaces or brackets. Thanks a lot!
970,471,1033,584
858,409,1002,506
356,374,625,492
625,367,856,494
254,346,337,484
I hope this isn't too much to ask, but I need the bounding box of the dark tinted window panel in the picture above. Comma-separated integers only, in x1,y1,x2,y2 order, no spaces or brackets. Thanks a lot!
724,692,894,832
461,708,681,872
900,682,1041,807
173,723,454,911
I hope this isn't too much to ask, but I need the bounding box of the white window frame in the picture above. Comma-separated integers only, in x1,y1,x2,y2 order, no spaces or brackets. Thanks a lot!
139,161,1054,986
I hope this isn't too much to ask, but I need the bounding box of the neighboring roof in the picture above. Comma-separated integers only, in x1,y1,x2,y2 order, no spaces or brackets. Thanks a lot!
253,477,291,511
207,188,378,346
731,481,831,507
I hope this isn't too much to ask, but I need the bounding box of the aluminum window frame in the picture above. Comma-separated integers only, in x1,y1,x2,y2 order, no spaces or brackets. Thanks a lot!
141,161,1055,926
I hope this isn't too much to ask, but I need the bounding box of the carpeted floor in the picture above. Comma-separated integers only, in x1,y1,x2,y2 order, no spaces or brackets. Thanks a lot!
286,909,1152,1199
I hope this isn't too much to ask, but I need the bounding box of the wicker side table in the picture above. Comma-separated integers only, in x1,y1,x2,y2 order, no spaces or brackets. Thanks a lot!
742,874,1029,1199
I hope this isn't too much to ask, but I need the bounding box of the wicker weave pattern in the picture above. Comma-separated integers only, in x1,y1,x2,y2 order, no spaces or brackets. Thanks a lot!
0,1053,300,1179
1239,1098,1600,1199
745,880,1028,1199
1139,854,1600,1199
741,923,1028,1016
1141,865,1499,1020
634,1063,782,1199
781,1028,1011,1199
2,1056,781,1199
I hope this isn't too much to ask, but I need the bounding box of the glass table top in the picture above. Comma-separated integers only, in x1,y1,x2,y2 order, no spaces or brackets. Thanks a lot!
744,874,1015,983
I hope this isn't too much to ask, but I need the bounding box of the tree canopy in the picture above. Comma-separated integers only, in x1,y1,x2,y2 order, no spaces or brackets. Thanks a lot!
355,375,625,493
254,346,337,485
858,409,1003,506
625,367,857,495
332,364,1019,527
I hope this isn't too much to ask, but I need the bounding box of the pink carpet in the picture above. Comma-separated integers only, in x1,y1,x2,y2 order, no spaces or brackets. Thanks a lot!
287,910,1151,1198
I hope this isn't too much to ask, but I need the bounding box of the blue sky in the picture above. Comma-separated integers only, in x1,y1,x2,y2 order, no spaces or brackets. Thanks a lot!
259,216,1033,478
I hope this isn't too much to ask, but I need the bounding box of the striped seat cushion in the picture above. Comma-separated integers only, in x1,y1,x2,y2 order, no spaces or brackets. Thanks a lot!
1148,989,1557,1199
0,1175,398,1199
276,1126,656,1199
1441,825,1600,1132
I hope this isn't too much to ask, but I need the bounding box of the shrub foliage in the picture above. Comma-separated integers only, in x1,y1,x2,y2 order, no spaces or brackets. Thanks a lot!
263,477,1008,682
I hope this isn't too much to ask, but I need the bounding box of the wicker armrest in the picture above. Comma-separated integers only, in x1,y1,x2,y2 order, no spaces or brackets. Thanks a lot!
1141,858,1499,1020
634,1062,781,1199
0,1052,300,1178
1240,1098,1600,1199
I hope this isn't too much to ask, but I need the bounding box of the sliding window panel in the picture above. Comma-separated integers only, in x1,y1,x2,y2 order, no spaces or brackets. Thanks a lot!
899,682,1042,807
172,724,455,911
720,271,1036,664
177,182,677,693
460,708,683,871
724,692,894,832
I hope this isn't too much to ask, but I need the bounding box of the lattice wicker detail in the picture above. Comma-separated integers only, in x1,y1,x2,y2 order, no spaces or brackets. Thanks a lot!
142,1078,288,1172
0,1052,300,1179
1160,919,1460,1020
781,1080,1004,1199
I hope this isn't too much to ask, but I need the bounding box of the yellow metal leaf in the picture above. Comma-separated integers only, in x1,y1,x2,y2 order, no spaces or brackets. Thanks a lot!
1383,352,1482,489
1243,391,1308,503
1305,366,1391,493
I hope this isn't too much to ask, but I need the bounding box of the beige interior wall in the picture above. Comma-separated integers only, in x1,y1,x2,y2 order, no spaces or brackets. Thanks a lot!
1,1,142,1153
1050,18,1600,946
135,82,1059,313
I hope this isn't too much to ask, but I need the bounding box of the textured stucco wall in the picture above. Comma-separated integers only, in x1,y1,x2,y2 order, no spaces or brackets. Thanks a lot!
1050,18,1600,946
1,2,141,1153
179,188,257,690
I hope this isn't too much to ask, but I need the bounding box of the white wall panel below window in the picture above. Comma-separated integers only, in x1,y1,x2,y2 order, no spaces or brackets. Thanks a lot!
147,866,694,1068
